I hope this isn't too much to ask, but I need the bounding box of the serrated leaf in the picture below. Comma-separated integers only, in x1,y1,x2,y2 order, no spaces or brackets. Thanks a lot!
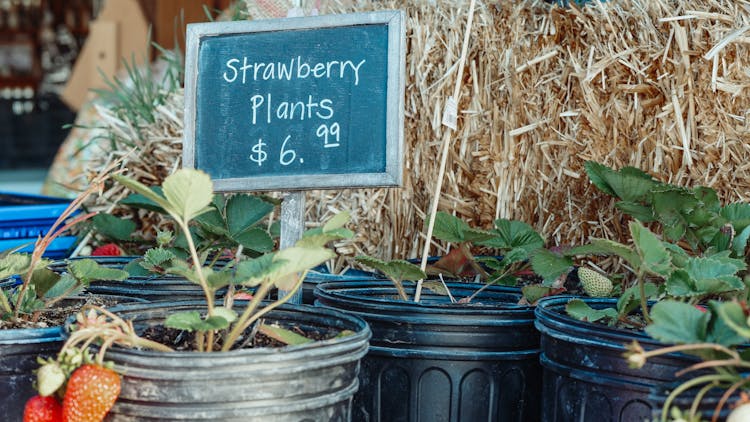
733,225,750,257
584,161,656,202
195,207,229,236
297,229,353,248
119,188,167,213
92,214,136,241
43,273,82,299
706,301,746,347
161,169,214,222
30,268,60,298
207,269,233,289
355,256,426,282
234,254,280,286
615,201,656,222
714,301,750,339
165,311,230,332
421,281,449,296
479,219,544,252
616,282,658,315
232,227,274,253
679,256,745,295
69,259,129,286
569,239,641,268
272,247,336,290
666,269,699,297
259,323,312,345
226,195,274,237
431,212,473,243
645,301,708,344
522,284,551,304
0,253,31,279
530,249,572,283
322,211,350,232
565,299,618,323
144,247,177,266
721,203,750,232
630,221,672,276
113,174,172,212
124,259,151,277
212,306,238,323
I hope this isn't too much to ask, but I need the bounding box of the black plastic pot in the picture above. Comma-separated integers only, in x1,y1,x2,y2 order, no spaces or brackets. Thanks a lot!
301,267,383,304
48,255,141,273
0,278,145,420
85,276,226,301
86,300,371,421
535,296,702,421
314,280,541,422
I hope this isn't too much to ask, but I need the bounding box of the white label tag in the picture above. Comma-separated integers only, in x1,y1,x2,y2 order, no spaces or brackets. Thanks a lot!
442,97,458,130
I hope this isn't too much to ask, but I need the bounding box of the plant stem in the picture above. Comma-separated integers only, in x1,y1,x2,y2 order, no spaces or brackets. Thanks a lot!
0,289,11,314
176,219,213,316
638,269,651,324
222,272,306,352
393,279,409,301
661,374,737,422
222,280,275,352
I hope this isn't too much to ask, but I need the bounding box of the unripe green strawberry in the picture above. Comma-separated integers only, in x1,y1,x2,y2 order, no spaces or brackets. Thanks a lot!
578,267,613,297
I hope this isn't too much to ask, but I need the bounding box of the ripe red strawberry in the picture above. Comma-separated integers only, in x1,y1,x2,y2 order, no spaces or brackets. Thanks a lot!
91,243,122,256
62,364,121,422
24,395,63,422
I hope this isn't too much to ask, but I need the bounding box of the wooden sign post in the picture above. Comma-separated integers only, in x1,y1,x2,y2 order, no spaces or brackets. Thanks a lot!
183,11,405,303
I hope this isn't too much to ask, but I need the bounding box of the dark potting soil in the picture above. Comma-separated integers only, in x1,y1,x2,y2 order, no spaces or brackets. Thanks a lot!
140,322,341,352
0,295,123,330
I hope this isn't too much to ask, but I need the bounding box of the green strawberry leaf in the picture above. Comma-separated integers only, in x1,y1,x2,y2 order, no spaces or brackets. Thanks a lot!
431,212,494,243
119,188,167,213
615,201,655,223
161,169,214,222
69,259,129,286
259,323,312,345
630,221,672,277
43,273,82,299
355,256,426,283
568,239,641,269
478,219,544,253
645,301,708,344
92,214,136,241
0,253,32,279
706,301,747,347
616,282,658,316
165,311,231,332
232,227,274,253
565,299,618,324
521,284,551,304
584,161,656,202
530,249,572,284
29,268,61,298
226,195,274,238
714,301,750,339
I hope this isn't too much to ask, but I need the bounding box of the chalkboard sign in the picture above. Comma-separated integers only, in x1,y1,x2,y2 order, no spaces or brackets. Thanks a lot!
183,11,405,192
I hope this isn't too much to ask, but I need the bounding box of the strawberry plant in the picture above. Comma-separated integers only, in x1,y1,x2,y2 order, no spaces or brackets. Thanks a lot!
624,299,750,422
585,161,750,259
64,168,351,352
0,165,129,325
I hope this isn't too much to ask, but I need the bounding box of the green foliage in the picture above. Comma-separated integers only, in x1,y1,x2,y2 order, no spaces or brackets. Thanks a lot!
565,299,618,324
645,301,745,348
355,256,426,301
530,249,572,284
585,161,750,256
431,212,495,244
91,214,136,241
114,168,352,350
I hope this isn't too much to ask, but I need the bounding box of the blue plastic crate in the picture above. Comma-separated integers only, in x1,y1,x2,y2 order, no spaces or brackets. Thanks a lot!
0,191,79,258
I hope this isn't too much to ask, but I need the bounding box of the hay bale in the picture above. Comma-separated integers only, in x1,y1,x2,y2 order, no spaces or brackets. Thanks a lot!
81,0,750,262
310,0,750,260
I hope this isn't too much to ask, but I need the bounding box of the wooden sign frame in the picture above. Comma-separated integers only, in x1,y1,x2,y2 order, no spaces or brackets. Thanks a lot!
183,11,405,192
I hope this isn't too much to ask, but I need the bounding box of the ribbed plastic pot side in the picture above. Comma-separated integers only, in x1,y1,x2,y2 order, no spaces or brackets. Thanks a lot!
314,280,541,422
